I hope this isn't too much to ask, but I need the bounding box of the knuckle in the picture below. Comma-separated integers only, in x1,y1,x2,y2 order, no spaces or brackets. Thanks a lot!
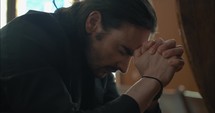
169,39,176,43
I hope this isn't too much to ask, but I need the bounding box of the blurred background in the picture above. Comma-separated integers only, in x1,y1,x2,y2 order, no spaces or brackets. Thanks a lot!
1,0,214,113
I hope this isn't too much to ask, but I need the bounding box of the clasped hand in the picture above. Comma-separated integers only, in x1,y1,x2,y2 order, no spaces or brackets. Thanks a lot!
134,38,184,87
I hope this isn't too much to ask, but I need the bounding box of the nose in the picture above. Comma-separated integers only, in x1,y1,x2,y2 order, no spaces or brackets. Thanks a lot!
117,57,132,73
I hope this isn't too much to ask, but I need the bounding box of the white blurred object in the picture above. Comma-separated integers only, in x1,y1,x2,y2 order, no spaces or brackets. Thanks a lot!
1,0,7,28
160,86,208,113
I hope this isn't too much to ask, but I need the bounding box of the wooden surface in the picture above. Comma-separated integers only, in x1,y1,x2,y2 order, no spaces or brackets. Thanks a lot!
176,0,215,113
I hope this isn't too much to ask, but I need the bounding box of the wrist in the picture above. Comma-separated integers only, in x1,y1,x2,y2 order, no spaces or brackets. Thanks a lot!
141,76,163,90
125,78,162,112
141,76,163,100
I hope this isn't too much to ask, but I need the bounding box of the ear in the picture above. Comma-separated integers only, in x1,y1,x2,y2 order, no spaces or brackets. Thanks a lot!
85,11,102,33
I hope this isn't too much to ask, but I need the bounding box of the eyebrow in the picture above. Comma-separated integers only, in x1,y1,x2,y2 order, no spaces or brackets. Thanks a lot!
122,45,134,56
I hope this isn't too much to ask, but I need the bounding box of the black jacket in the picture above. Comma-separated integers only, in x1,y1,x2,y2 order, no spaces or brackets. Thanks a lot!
0,11,160,113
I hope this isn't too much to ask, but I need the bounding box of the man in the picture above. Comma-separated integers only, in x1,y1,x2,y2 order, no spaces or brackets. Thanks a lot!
0,0,184,113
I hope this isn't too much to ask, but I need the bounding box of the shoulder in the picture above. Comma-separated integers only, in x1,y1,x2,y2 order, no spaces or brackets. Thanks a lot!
1,10,69,49
0,11,72,72
2,10,62,35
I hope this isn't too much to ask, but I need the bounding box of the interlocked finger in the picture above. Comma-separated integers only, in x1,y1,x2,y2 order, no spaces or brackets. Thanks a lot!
147,38,164,55
162,45,184,58
168,56,184,72
141,40,156,54
157,39,176,54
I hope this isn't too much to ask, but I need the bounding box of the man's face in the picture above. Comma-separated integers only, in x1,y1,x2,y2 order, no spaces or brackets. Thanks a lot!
85,11,151,78
87,24,151,78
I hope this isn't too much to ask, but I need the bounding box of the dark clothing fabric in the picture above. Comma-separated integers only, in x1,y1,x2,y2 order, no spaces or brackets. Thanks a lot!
0,11,161,113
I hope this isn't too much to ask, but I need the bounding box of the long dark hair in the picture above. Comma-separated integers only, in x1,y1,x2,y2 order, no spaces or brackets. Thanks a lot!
54,0,157,38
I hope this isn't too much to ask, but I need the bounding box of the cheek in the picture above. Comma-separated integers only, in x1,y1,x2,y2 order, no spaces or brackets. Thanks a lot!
99,46,119,64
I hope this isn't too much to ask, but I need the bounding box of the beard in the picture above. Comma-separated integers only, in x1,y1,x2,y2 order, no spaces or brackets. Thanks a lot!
85,31,118,78
93,66,118,78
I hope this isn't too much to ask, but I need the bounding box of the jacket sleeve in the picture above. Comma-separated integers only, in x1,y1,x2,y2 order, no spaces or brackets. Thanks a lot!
1,67,140,113
103,74,162,113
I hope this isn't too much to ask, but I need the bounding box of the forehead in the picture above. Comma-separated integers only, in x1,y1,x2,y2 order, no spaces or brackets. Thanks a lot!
115,23,151,50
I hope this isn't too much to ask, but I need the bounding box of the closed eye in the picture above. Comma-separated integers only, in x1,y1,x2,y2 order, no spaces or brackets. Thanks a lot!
119,45,133,56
